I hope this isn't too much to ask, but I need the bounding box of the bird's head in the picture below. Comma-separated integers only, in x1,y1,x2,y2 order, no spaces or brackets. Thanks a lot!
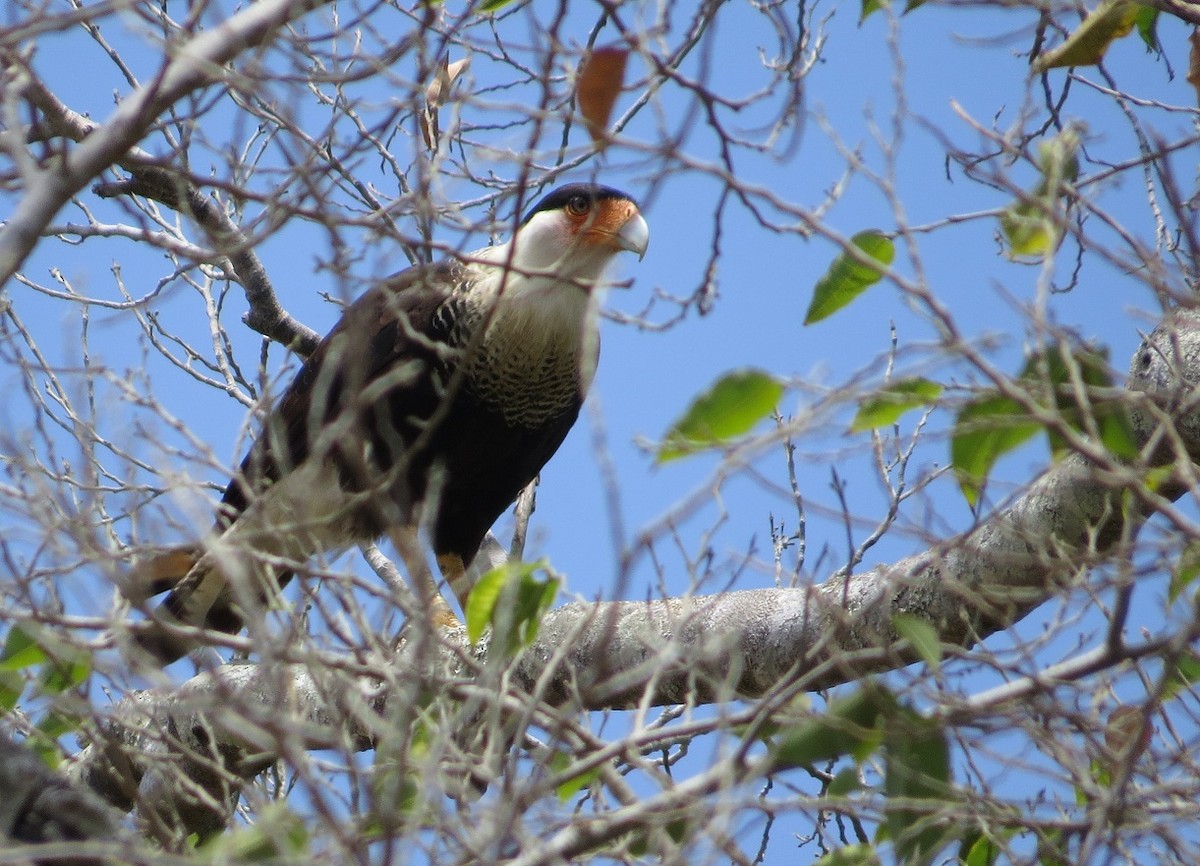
506,183,649,286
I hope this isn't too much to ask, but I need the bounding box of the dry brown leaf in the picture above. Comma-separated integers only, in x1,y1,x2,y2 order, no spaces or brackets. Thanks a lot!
1104,704,1152,758
421,56,470,150
576,46,628,147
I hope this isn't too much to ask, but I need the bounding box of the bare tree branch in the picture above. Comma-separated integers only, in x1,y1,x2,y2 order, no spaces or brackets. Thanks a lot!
94,170,321,356
62,312,1200,839
0,0,331,286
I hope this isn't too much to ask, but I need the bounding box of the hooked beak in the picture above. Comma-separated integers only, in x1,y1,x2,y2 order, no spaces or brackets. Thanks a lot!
615,211,650,261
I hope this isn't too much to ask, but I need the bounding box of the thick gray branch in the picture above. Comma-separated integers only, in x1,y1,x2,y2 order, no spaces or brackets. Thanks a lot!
68,312,1200,837
517,314,1200,706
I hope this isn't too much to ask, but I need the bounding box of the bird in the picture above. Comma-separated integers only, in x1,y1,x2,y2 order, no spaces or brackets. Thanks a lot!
131,183,649,663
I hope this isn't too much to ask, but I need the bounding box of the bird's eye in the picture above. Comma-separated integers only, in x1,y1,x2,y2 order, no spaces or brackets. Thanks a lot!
567,194,591,216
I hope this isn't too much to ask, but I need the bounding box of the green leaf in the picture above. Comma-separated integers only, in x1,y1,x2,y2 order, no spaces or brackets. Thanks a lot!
510,567,559,648
770,685,895,770
478,0,518,12
0,626,48,672
1135,5,1160,51
852,377,943,431
860,0,886,21
827,767,864,797
1037,827,1071,866
466,567,508,644
950,393,1040,507
883,710,953,866
804,231,895,325
200,802,308,861
39,654,90,695
0,670,24,712
28,709,80,767
1000,199,1057,260
1032,0,1142,71
1169,543,1200,603
1021,343,1137,459
815,844,880,866
1000,126,1082,262
658,369,783,462
893,614,941,673
1162,652,1200,702
465,561,559,655
959,830,1008,866
551,751,602,801
1037,128,1082,186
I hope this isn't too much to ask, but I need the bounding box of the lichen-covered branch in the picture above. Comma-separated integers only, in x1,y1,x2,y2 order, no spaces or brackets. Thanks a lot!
63,313,1200,838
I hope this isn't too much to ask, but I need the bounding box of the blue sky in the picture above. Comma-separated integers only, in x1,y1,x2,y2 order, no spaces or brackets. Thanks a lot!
4,0,1199,860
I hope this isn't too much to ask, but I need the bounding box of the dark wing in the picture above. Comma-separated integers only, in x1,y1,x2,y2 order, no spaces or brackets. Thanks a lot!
218,262,460,530
144,262,463,651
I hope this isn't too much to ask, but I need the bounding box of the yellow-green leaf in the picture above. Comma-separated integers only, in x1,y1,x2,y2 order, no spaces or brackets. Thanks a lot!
466,566,508,644
827,767,865,797
465,561,559,654
551,751,602,801
861,0,886,21
804,231,895,325
1037,127,1083,187
770,686,896,770
658,369,783,462
893,614,941,672
1135,6,1160,51
1033,0,1142,72
1169,543,1200,603
1000,198,1058,260
852,377,943,431
883,709,953,865
815,844,881,866
0,626,47,671
960,830,1012,866
1001,126,1082,262
951,393,1040,507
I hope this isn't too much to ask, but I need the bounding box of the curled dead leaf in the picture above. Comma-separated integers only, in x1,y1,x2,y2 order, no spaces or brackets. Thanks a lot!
1104,704,1152,758
421,56,470,150
576,46,628,147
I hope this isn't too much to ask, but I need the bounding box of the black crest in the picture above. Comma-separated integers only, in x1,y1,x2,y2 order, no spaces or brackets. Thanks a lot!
522,183,635,224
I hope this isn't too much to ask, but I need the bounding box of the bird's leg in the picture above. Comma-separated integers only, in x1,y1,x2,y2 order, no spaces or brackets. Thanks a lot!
390,526,460,629
437,553,472,612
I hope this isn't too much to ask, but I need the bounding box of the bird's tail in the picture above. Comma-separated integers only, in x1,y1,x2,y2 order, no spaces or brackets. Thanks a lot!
123,545,203,603
126,544,293,665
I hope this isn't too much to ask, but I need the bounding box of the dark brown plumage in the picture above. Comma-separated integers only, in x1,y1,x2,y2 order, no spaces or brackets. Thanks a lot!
133,184,649,662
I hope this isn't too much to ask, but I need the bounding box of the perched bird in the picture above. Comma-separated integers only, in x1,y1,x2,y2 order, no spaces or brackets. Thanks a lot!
133,183,649,663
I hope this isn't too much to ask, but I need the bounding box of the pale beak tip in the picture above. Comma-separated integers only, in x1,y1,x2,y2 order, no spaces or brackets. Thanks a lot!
618,212,650,261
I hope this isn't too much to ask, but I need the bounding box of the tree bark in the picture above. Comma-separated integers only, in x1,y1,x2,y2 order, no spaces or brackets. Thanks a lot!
64,311,1200,837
